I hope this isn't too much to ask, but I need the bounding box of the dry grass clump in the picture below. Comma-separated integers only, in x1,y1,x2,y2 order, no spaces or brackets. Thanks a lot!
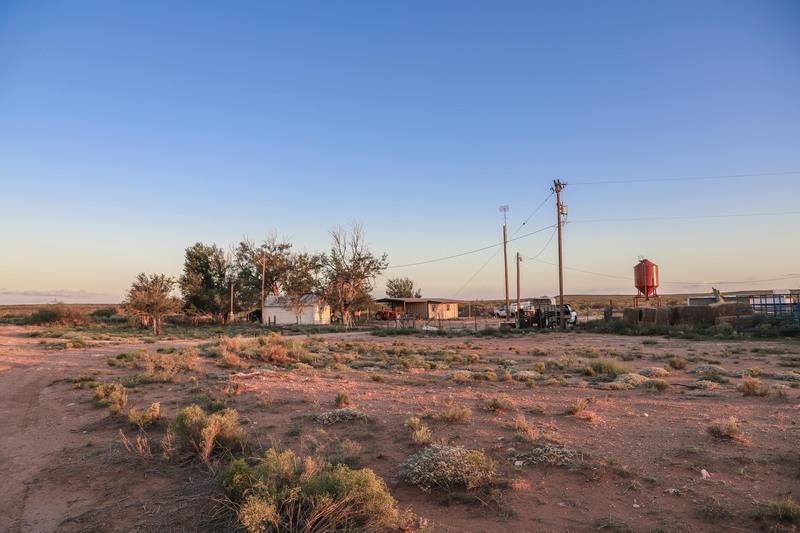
481,395,514,412
133,348,198,382
768,496,800,522
513,442,580,467
399,445,496,492
667,356,687,370
564,398,589,416
451,370,473,384
334,390,351,408
707,416,745,442
440,405,472,424
512,414,539,442
313,408,367,426
210,333,317,368
739,375,770,397
128,402,163,430
583,358,632,377
405,416,433,445
222,449,400,533
171,404,244,461
93,383,128,414
643,378,670,392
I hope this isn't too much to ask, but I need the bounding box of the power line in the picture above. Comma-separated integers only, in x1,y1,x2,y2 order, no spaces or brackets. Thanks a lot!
510,193,553,237
387,225,555,269
570,211,800,224
570,171,800,185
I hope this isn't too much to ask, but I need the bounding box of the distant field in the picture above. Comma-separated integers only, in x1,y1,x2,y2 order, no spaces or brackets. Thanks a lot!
0,303,118,319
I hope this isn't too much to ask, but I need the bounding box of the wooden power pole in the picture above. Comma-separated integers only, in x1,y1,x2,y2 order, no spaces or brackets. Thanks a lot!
553,180,567,329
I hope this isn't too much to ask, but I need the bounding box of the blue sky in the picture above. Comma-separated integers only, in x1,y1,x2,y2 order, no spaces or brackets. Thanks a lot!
1,1,799,304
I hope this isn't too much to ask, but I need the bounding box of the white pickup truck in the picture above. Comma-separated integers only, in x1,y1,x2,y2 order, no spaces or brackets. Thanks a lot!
493,301,533,319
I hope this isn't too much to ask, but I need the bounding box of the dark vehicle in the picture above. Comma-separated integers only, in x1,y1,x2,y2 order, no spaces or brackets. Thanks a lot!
246,309,262,323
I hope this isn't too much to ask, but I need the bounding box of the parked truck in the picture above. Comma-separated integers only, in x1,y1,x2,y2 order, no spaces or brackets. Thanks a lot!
493,301,532,319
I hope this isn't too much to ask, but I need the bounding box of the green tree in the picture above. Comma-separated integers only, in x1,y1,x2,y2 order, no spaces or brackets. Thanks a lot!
233,232,292,315
179,242,231,324
279,251,323,323
122,273,182,335
385,277,421,298
316,223,387,327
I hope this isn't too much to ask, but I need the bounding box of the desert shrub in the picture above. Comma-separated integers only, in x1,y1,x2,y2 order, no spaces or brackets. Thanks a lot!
313,408,367,426
584,358,631,377
405,417,433,445
223,448,400,533
371,374,386,383
768,496,800,522
481,395,514,412
172,404,243,460
639,366,669,377
90,306,117,319
26,301,88,325
440,405,472,424
399,445,496,492
93,383,128,414
128,402,163,430
513,370,543,382
513,442,580,467
739,375,770,397
707,416,744,441
690,365,731,384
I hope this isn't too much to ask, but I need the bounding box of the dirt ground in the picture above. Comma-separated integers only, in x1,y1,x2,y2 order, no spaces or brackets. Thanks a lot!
1,323,799,533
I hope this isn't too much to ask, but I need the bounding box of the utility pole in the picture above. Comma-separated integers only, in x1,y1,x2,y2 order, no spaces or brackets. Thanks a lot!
552,180,567,329
500,205,510,323
516,252,522,327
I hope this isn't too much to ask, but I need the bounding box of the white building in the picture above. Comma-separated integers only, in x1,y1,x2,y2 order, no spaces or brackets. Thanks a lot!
261,295,331,325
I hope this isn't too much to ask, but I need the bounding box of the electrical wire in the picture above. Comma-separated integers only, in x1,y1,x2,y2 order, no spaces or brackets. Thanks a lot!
386,225,555,269
570,211,800,224
570,171,800,185
510,193,553,237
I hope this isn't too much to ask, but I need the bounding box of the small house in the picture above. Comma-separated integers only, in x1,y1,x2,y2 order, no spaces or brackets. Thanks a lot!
261,295,331,325
375,298,462,320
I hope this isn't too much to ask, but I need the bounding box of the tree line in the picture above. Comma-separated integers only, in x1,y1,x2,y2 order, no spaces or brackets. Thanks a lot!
121,223,423,335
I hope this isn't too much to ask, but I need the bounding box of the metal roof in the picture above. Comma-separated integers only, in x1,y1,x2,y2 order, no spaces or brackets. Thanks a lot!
376,297,464,304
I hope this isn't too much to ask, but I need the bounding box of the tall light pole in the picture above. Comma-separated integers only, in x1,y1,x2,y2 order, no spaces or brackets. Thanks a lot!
500,205,510,322
552,180,567,329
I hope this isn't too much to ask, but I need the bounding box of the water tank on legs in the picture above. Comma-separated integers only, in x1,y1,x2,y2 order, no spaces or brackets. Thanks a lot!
633,259,661,307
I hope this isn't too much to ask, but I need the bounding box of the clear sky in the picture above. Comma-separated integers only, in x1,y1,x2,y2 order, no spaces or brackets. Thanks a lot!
1,1,799,304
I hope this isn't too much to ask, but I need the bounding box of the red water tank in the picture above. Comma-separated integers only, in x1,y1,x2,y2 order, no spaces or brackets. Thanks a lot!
634,259,659,297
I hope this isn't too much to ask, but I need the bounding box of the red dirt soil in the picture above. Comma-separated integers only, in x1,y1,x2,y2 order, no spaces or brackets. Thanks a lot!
1,324,799,532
